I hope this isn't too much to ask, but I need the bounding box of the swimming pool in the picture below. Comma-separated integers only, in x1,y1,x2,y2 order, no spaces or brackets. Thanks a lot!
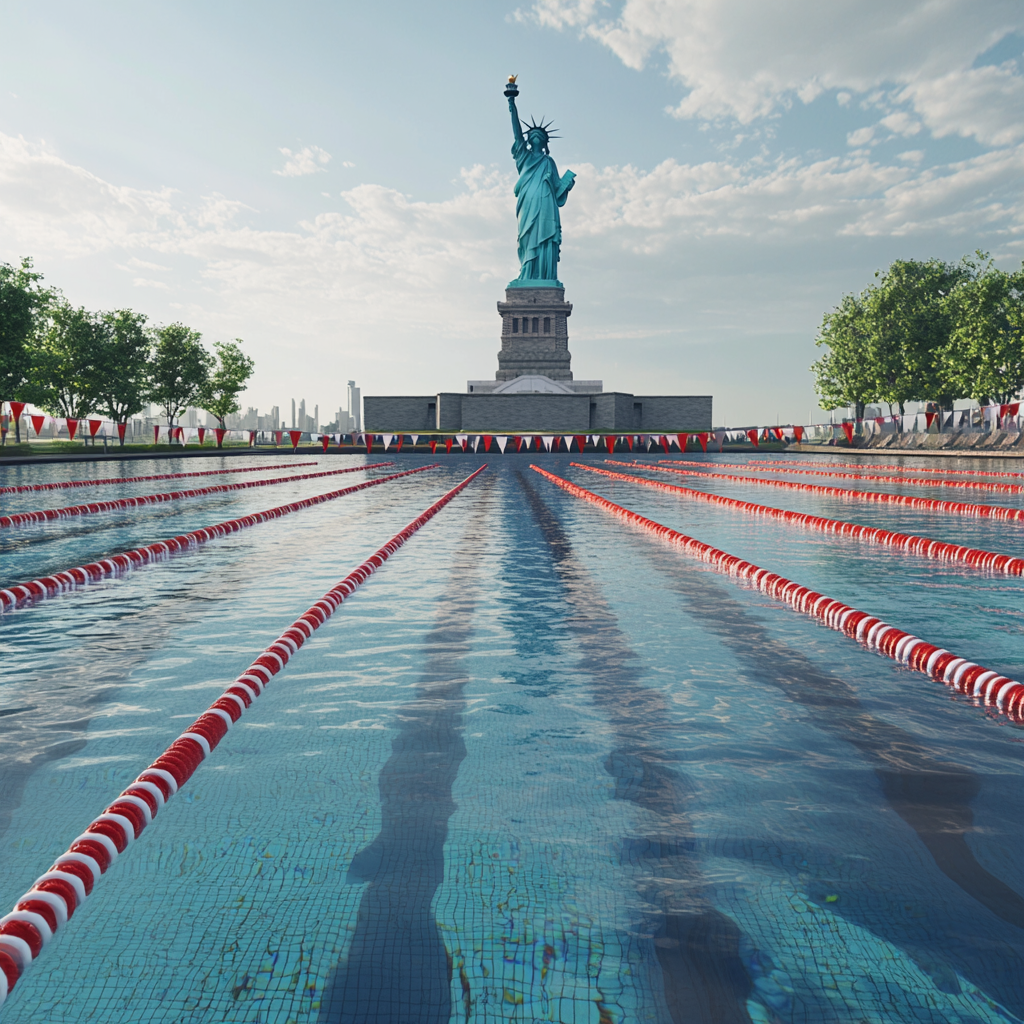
1,453,1021,1023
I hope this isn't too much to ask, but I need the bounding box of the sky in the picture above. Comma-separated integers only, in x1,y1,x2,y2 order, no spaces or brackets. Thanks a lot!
1,0,1022,427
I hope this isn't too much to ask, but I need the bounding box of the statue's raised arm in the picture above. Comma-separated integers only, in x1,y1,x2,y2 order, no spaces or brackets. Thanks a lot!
508,94,525,148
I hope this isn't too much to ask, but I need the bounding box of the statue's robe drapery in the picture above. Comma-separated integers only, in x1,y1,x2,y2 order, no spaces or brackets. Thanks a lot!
512,136,575,284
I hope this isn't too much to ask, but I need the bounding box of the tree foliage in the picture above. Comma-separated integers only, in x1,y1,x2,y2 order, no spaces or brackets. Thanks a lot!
201,339,255,444
27,301,102,421
149,323,214,429
93,310,153,442
812,254,1023,419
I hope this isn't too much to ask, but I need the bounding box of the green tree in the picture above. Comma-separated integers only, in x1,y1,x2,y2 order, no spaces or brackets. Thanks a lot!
93,310,153,444
0,258,55,442
811,293,876,419
149,323,213,439
26,301,102,436
201,339,255,447
941,259,1024,405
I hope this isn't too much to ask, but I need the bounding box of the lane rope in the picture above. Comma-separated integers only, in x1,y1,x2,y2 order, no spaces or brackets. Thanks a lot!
754,459,1024,481
533,465,1024,723
0,465,486,1008
0,463,319,495
611,461,1024,523
0,466,438,614
0,464,396,529
654,459,1024,495
575,463,1024,576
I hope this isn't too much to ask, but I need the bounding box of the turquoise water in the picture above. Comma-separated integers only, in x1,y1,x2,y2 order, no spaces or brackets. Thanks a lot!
0,453,1021,1023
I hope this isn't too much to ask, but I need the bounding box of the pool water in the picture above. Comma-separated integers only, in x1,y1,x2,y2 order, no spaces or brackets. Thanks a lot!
0,453,1021,1023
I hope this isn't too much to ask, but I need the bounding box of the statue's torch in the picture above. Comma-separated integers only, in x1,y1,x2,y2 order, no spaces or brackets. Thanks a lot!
504,75,519,99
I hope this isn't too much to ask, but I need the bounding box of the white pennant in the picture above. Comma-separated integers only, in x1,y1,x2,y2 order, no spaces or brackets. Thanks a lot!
542,435,554,451
410,434,419,445
496,435,508,453
472,435,481,452
381,433,394,450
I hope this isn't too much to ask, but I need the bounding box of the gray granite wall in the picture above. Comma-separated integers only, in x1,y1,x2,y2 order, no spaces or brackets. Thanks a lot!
461,393,590,431
364,396,436,431
635,396,713,430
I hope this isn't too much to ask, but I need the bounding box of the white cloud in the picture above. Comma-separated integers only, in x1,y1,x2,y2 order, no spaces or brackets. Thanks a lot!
846,126,875,148
274,145,332,177
519,1,1024,144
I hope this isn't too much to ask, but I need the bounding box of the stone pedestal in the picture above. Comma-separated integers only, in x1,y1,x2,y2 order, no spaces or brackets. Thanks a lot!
495,287,573,381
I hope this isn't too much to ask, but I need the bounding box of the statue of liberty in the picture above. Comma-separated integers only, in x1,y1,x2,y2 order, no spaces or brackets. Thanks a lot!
505,77,576,288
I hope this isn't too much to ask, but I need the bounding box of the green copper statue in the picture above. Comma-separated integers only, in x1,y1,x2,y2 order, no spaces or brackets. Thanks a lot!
505,76,576,288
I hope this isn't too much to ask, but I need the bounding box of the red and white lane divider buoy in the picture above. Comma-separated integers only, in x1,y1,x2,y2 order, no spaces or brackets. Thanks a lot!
655,458,1024,495
0,465,486,1008
575,463,1024,576
0,463,396,529
533,465,1024,722
0,462,320,496
0,466,437,615
612,461,1024,523
756,459,1024,481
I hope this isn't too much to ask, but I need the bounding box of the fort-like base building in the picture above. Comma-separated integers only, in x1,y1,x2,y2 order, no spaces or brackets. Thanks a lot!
364,284,712,434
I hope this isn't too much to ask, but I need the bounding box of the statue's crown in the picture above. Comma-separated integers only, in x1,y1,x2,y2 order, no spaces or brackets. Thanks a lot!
522,118,560,150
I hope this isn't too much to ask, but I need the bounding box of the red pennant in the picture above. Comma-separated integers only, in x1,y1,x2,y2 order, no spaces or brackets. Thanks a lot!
429,439,437,453
153,425,160,444
1008,403,1020,419
9,401,26,421
365,435,374,454
176,427,184,442
771,427,783,440
483,435,492,452
746,429,758,447
659,435,669,453
67,418,79,441
793,425,804,442
604,436,615,453
697,432,708,452
575,435,585,452
214,427,226,446
514,436,523,452
198,427,206,445
461,436,469,452
925,412,937,429
288,430,302,449
445,437,453,453
88,418,102,437
117,422,127,442
677,433,688,451
396,435,404,452
841,421,855,443
248,430,256,446
535,436,543,451
31,414,45,435
321,434,330,451
551,436,560,452
625,435,633,451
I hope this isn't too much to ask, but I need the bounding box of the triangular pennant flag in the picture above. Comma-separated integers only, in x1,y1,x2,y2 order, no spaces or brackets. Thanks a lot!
677,433,688,452
771,427,783,440
198,427,207,445
658,435,669,453
215,427,228,446
514,436,523,452
575,435,585,452
88,418,102,437
31,414,45,435
792,425,804,443
925,412,937,429
365,435,374,453
117,421,127,442
542,435,554,451
289,430,302,450
9,401,26,422
841,421,855,443
496,435,508,453
429,439,438,453
604,435,615,453
247,430,255,446
746,429,759,447
696,432,708,452
410,434,419,445
714,429,726,451
456,434,468,451
153,425,160,444
561,435,573,452
472,435,481,452
534,436,543,451
396,435,404,452
445,437,453,453
382,433,394,451
625,435,634,451
321,433,330,451
483,435,492,452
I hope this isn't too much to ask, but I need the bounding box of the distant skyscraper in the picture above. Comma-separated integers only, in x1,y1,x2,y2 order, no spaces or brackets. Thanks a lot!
291,398,296,430
314,404,319,432
347,381,361,431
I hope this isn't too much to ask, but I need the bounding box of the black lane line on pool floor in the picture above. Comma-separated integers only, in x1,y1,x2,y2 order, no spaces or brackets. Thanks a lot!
319,477,495,1024
519,472,754,1024
632,537,1024,1016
